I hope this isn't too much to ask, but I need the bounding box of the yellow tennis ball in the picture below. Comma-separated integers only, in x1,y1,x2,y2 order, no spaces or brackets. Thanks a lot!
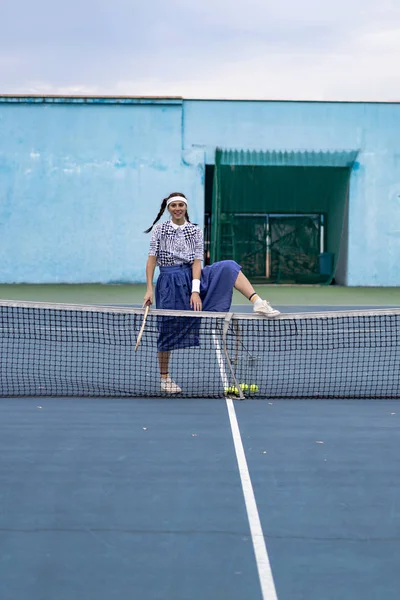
240,383,249,391
250,384,259,392
232,386,239,395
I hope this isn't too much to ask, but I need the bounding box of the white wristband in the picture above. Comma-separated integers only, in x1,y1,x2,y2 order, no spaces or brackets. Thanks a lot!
192,279,200,293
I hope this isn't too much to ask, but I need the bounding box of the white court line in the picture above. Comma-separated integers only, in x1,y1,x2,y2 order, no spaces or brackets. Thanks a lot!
212,330,278,600
226,399,278,600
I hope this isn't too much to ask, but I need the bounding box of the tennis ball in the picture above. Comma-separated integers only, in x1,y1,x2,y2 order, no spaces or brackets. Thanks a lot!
232,386,239,395
240,383,249,391
250,384,259,392
225,386,236,395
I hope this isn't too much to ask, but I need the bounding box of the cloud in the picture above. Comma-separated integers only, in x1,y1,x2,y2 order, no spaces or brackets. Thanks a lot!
1,0,400,100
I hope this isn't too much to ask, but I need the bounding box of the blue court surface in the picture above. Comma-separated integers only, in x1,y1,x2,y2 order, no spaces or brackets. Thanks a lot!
1,396,399,600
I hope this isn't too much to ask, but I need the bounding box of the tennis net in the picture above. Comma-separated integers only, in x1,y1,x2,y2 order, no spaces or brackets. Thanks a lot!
0,299,399,399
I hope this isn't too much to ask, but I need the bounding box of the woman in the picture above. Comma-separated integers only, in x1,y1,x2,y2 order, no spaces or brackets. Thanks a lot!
144,192,280,394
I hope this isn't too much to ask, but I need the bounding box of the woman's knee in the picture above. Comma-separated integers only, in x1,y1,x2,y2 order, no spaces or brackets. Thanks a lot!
221,259,240,270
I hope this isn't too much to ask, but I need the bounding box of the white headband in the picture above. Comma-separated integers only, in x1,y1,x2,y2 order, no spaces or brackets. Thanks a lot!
167,195,187,207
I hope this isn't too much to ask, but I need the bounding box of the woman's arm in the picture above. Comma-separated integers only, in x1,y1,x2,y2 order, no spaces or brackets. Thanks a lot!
143,255,157,306
191,258,202,311
192,258,201,281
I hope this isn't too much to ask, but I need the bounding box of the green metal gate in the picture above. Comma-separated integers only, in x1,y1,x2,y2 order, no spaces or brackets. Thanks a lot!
219,213,325,283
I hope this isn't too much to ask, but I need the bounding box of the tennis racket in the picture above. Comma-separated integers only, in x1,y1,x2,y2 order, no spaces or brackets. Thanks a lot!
135,305,150,351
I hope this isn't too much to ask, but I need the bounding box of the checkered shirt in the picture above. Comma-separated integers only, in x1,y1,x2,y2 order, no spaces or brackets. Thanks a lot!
148,220,204,266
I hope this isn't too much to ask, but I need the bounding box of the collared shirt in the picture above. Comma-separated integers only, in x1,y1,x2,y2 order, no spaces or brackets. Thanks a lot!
148,220,204,266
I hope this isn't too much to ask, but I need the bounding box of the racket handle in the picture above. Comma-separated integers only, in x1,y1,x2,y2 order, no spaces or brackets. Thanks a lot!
135,305,150,352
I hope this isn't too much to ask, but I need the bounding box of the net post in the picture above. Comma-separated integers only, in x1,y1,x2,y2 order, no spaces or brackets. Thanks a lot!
223,313,245,400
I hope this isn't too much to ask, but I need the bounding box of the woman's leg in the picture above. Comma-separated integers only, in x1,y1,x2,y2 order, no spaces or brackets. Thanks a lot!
234,271,256,299
158,351,170,377
234,270,280,317
158,350,182,393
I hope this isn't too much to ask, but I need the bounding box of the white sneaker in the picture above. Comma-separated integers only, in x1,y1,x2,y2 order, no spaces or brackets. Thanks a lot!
253,299,280,318
161,376,182,394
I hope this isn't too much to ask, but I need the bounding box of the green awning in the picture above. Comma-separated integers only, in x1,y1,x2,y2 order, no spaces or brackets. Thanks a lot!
218,148,359,168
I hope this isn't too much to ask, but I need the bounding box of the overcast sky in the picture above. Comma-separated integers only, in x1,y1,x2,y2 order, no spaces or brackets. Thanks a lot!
1,0,399,101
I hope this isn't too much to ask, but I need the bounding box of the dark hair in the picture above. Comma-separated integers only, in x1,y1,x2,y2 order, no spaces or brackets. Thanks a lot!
144,192,192,233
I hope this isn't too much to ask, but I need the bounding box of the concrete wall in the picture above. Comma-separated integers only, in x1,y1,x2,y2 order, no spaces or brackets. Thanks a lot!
0,96,399,285
0,98,205,283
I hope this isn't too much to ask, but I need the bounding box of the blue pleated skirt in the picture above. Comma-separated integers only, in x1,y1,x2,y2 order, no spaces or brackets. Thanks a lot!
155,260,241,351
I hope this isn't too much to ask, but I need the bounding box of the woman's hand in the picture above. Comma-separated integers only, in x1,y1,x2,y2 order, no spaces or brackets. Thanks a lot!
143,290,153,307
190,292,202,311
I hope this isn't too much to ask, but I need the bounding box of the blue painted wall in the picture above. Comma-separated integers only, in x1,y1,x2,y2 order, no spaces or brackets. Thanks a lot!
0,96,399,285
0,98,205,283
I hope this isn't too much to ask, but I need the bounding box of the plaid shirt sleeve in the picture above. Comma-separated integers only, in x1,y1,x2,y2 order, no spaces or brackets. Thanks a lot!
194,227,204,260
148,225,160,257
